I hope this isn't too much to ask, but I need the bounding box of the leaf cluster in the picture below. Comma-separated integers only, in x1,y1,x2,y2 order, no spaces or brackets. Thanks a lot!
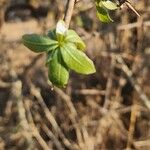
22,21,96,87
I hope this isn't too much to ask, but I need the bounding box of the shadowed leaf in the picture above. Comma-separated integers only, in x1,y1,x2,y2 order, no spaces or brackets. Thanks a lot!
22,34,58,53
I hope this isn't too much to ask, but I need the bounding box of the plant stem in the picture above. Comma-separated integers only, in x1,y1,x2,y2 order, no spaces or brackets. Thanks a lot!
64,0,76,28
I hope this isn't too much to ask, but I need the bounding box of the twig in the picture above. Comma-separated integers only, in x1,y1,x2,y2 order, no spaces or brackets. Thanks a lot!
42,125,64,150
54,87,77,116
64,0,76,28
54,87,84,148
0,80,11,88
118,21,150,30
115,55,150,110
4,100,13,117
126,100,138,149
74,89,105,96
23,98,51,150
134,139,150,148
30,84,73,149
32,130,50,150
125,1,140,17
81,126,94,150
12,80,33,148
103,55,115,109
22,54,43,77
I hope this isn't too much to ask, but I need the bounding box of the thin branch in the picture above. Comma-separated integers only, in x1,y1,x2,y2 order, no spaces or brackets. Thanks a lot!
115,55,150,110
64,0,76,28
54,87,84,148
134,139,150,148
126,102,138,149
74,89,105,96
103,55,115,109
125,1,140,17
118,21,150,30
12,80,33,148
42,125,64,150
24,98,52,150
30,84,73,149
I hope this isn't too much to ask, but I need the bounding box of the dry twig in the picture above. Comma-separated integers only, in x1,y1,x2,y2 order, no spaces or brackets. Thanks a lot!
115,55,150,110
64,0,76,28
54,87,84,148
42,125,64,150
126,100,138,149
103,55,115,109
23,97,51,150
74,89,105,96
30,84,73,149
11,80,33,148
118,21,150,30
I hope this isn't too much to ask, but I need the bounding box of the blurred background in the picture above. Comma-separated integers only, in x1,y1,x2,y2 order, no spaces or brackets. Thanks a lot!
0,0,150,149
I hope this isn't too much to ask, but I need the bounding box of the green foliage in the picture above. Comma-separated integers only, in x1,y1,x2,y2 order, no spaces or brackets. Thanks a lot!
48,50,69,88
60,43,95,74
101,0,118,10
22,34,58,52
95,0,118,22
96,6,113,23
65,30,86,51
22,20,96,88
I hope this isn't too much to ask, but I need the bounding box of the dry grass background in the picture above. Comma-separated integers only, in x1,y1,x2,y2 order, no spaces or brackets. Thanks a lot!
0,0,150,149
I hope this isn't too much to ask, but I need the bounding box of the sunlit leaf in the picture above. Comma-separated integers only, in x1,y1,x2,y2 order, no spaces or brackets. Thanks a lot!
60,43,96,74
101,1,118,10
65,30,86,51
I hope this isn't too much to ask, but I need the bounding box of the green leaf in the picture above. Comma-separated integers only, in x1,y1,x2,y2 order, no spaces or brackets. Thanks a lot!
96,6,113,22
46,50,55,66
48,49,69,87
22,34,58,53
60,43,96,74
48,44,59,52
65,30,86,51
101,1,118,10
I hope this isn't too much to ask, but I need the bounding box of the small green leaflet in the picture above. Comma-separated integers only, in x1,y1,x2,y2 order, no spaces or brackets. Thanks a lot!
95,0,118,22
96,6,113,22
22,34,58,53
61,43,96,75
